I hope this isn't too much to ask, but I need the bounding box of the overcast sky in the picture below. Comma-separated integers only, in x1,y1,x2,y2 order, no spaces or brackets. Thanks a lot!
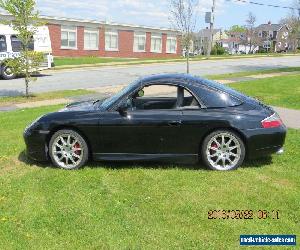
35,0,295,29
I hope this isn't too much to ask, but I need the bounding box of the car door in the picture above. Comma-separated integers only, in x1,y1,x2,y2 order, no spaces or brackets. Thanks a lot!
98,109,182,155
97,84,183,156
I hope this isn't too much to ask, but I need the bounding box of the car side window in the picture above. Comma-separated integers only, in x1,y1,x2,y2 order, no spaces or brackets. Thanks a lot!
131,84,178,111
142,84,178,98
0,35,7,52
11,35,22,52
129,84,200,111
11,35,34,52
196,86,242,108
181,89,200,109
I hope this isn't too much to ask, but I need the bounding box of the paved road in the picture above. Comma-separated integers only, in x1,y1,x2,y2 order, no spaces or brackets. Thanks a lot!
1,55,300,95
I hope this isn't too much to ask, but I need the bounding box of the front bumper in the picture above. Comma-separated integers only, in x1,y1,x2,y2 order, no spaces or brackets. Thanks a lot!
23,129,49,162
242,125,287,159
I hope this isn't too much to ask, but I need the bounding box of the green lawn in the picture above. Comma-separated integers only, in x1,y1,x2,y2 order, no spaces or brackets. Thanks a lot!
54,56,181,67
228,74,300,110
0,105,299,249
0,89,96,106
207,67,300,80
54,53,300,68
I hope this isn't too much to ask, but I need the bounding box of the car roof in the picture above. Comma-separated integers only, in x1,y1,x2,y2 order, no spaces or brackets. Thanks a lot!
137,73,248,101
138,73,203,84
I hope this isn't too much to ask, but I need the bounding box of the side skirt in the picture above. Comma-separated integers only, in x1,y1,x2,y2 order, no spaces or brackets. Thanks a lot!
93,153,199,164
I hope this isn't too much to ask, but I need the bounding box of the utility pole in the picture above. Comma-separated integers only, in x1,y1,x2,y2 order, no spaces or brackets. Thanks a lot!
298,0,300,21
206,0,216,57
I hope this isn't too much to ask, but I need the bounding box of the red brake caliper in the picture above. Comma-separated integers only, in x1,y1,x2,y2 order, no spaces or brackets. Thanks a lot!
73,143,81,155
211,143,218,151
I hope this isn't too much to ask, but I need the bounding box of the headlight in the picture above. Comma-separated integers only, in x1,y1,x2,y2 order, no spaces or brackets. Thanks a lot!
24,115,44,133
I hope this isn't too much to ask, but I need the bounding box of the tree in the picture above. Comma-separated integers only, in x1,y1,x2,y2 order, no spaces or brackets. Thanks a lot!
280,16,300,52
280,1,300,52
228,25,246,33
245,12,259,53
0,0,44,97
170,0,198,73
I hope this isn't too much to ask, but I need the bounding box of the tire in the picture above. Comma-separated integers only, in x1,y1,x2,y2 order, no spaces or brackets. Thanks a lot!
2,66,16,80
49,129,89,170
201,130,245,171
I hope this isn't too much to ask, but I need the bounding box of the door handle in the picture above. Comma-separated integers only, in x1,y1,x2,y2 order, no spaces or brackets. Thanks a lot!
167,120,182,126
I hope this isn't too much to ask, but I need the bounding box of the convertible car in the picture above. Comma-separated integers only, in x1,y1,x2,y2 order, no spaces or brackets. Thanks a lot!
24,74,286,170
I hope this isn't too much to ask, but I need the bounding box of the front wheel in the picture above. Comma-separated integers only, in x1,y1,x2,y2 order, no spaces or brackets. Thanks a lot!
49,129,89,170
201,130,245,171
2,66,16,80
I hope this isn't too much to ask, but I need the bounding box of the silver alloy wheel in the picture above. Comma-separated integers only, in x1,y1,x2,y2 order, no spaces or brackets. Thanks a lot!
206,132,241,170
51,133,84,169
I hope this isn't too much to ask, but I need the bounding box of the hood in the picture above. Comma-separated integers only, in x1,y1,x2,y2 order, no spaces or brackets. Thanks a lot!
59,99,104,112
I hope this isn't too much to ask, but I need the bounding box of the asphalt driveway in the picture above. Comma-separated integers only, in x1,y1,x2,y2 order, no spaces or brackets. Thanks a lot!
1,55,300,94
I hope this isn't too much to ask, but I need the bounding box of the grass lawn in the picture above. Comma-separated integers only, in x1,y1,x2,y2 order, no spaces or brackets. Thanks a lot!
227,74,300,110
207,67,300,80
54,53,300,68
54,56,181,67
0,105,299,249
0,89,96,106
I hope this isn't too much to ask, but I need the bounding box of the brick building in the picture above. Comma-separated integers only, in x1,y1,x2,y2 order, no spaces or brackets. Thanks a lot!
42,15,181,58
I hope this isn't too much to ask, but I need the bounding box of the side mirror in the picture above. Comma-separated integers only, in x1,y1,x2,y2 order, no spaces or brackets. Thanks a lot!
117,102,128,116
138,89,144,97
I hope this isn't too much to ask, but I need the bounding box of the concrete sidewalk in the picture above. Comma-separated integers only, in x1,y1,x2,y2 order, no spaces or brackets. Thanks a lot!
273,107,300,129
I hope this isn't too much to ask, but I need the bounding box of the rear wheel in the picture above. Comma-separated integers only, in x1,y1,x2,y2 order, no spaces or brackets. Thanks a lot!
201,130,245,171
49,129,89,170
2,65,16,80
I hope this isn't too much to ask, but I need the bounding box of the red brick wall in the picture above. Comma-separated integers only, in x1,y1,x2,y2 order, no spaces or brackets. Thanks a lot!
48,24,181,58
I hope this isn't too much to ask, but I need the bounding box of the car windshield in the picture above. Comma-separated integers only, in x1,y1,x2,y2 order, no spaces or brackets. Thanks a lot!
100,81,138,110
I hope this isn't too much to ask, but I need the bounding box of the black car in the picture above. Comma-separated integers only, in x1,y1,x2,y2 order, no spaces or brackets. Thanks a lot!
24,74,286,171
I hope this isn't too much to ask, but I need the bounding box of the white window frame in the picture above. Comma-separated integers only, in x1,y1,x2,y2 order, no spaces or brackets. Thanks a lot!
166,36,177,54
105,30,119,51
84,28,99,50
61,26,77,49
133,32,146,52
151,33,162,53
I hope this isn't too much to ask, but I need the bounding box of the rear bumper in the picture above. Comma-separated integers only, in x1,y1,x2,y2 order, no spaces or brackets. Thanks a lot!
242,125,287,159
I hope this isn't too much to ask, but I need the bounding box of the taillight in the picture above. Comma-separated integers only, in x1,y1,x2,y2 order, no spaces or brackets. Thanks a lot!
261,113,283,128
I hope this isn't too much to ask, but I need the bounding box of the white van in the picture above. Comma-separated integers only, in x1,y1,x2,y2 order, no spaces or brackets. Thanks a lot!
0,24,53,80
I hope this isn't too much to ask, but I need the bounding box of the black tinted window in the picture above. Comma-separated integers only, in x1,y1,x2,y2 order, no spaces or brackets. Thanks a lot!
11,35,34,52
11,35,22,52
0,35,7,52
197,86,242,108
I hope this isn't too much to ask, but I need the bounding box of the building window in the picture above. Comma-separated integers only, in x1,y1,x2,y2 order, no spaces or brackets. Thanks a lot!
105,30,118,51
133,32,146,52
166,36,177,53
263,40,271,49
61,26,77,49
84,28,99,50
151,34,162,53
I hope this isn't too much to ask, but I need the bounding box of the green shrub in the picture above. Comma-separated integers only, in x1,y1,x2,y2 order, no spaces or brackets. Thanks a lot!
210,45,226,55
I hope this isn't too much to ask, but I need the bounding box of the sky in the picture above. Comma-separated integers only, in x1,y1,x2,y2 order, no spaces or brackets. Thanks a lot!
34,0,296,30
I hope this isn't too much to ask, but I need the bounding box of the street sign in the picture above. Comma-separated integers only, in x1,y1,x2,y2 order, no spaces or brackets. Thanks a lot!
205,12,212,23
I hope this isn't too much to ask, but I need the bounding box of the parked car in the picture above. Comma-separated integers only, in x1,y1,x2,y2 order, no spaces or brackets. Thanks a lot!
24,74,286,171
0,24,53,80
